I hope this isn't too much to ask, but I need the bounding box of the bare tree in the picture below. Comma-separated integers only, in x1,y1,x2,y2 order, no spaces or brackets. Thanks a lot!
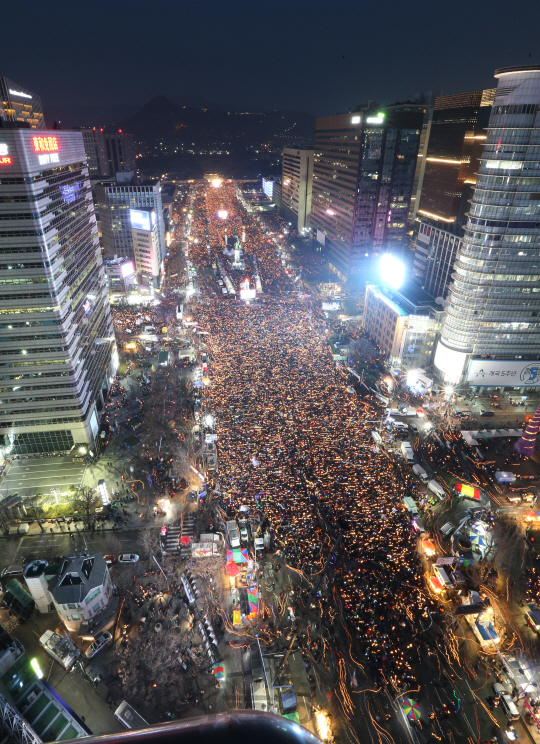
138,528,160,560
72,487,98,531
22,490,45,532
113,621,207,719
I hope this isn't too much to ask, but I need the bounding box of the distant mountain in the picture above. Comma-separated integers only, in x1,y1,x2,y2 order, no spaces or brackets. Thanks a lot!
111,96,315,148
44,102,141,129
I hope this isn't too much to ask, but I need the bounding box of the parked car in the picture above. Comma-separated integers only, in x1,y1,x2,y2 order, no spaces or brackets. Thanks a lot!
409,423,419,434
85,632,113,659
480,410,495,417
492,683,519,721
118,554,139,563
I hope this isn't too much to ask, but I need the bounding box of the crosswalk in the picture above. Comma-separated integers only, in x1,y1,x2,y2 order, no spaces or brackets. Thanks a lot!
163,524,181,554
162,513,195,560
181,514,195,559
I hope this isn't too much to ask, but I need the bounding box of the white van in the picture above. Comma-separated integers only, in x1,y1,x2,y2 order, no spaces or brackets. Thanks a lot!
393,421,409,431
428,480,446,501
413,464,429,483
492,684,519,721
433,565,453,591
114,701,149,730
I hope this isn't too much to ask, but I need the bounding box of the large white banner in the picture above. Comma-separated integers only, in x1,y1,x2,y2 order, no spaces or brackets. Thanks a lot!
466,359,540,387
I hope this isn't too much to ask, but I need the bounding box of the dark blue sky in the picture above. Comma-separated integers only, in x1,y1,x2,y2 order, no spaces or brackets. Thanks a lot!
3,0,540,116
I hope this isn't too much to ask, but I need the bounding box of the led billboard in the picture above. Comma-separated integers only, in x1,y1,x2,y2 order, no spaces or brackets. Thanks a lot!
130,209,151,231
466,359,540,387
121,261,134,278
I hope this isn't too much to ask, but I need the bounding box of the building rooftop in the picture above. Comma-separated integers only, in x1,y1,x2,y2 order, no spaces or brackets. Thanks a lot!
368,286,408,317
495,65,540,77
395,283,441,312
48,552,107,605
368,283,441,318
24,560,48,579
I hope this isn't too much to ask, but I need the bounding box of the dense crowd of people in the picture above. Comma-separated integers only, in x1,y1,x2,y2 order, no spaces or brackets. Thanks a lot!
185,184,437,686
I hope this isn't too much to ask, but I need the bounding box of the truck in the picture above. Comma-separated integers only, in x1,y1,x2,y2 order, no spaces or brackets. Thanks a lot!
412,464,429,482
403,496,418,516
526,602,540,633
401,441,414,464
428,479,446,501
226,520,240,548
238,519,249,545
39,630,77,670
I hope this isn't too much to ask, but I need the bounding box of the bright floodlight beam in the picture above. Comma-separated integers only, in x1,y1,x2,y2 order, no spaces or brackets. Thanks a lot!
445,386,454,396
211,178,222,188
380,253,405,290
217,210,228,219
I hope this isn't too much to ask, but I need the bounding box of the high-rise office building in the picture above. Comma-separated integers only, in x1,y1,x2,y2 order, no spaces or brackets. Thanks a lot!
311,104,425,280
363,283,441,369
95,174,166,275
78,128,135,178
412,223,463,299
435,66,540,387
281,147,314,232
130,208,163,287
417,89,496,230
0,77,45,129
0,129,117,455
412,89,495,297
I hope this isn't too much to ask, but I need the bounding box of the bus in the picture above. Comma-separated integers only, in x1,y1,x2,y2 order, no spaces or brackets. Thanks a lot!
114,700,149,730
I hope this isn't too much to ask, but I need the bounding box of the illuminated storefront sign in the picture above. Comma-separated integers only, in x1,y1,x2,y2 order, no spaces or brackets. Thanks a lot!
32,136,59,153
9,89,32,99
38,153,59,165
60,182,81,203
0,143,11,165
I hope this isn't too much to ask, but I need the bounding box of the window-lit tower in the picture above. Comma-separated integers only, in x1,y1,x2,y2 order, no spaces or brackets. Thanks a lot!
435,66,540,385
0,129,117,454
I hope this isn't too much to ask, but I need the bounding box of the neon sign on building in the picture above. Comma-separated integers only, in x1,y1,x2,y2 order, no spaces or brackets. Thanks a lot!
32,136,59,153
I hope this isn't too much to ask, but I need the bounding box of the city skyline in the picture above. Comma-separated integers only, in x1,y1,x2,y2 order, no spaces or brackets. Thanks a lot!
2,0,540,119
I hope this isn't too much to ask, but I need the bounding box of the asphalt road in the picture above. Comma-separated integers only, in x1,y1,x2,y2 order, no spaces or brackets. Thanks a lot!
1,529,148,571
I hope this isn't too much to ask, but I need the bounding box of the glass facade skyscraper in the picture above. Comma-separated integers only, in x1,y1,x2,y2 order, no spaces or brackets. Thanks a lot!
435,66,540,385
311,105,425,280
0,77,45,129
0,129,117,454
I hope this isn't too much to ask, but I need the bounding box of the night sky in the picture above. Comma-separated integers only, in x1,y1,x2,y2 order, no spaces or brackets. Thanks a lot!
4,0,540,117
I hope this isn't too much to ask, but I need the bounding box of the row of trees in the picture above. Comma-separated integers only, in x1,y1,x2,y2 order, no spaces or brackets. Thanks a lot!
110,526,225,719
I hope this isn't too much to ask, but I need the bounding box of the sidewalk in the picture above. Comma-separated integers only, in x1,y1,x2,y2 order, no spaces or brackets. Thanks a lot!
1,507,167,539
